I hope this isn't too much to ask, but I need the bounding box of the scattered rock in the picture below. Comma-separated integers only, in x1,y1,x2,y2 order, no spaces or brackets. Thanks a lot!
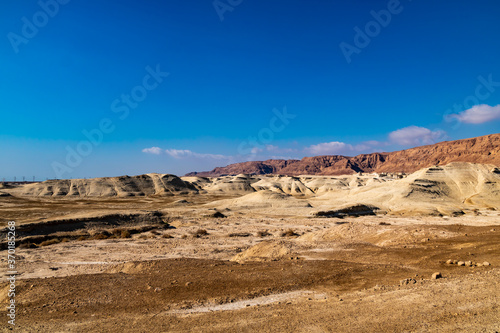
314,204,380,218
483,262,491,266
446,259,453,265
211,211,226,218
185,282,193,287
432,272,442,280
457,261,465,266
465,261,473,267
400,278,416,286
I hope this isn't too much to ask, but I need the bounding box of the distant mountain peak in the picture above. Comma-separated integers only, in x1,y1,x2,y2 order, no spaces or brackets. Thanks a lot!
185,133,500,177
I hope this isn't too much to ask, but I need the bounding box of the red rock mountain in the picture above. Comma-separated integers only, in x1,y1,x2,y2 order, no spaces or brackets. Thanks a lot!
185,133,500,177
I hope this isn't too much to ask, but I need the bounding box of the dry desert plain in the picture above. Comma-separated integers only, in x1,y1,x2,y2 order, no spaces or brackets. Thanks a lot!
1,162,500,332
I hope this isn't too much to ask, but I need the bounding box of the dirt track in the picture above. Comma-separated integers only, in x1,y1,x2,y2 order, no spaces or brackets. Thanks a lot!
1,215,499,332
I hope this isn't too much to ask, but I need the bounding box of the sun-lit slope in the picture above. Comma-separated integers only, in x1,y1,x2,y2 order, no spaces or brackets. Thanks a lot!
250,175,315,195
312,163,500,215
189,174,258,195
205,190,312,209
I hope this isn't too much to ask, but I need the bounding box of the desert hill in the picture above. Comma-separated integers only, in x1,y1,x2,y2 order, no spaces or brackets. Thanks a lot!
7,161,500,216
12,173,197,197
186,133,500,176
309,162,500,216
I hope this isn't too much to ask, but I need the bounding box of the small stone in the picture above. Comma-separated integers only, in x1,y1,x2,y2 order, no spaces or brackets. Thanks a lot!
185,282,193,286
446,259,453,265
452,260,458,264
432,272,442,280
465,261,472,267
476,263,483,267
457,261,465,266
400,278,416,286
483,262,490,266
154,287,162,292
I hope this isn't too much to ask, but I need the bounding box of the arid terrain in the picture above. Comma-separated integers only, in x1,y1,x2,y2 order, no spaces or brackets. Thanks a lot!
1,161,500,332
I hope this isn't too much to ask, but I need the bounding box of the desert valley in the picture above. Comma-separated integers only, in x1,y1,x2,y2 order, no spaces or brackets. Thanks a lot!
0,134,499,332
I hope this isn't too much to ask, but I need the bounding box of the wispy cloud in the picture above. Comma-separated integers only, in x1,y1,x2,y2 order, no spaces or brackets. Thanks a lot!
142,147,229,160
304,141,352,155
142,147,162,155
303,140,383,156
447,104,500,124
388,126,445,146
165,149,228,160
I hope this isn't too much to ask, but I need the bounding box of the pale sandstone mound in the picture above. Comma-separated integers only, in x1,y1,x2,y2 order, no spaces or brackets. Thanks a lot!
205,181,256,195
207,190,312,209
231,241,294,262
12,174,197,197
196,175,257,195
251,176,314,195
312,162,500,216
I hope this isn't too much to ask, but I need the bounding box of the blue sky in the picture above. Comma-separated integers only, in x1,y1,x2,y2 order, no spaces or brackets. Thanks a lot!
1,0,500,179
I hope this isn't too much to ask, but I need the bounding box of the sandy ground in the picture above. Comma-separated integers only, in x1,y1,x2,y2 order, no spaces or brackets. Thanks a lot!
0,171,500,332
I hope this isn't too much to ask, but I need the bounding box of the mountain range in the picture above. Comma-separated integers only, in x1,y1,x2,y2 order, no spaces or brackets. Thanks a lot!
186,133,500,176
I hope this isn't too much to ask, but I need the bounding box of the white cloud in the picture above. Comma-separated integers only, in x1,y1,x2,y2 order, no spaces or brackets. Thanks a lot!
265,145,279,152
142,147,230,160
142,147,162,155
448,104,500,124
389,126,445,146
165,149,227,160
304,141,353,155
250,147,262,154
303,139,385,156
